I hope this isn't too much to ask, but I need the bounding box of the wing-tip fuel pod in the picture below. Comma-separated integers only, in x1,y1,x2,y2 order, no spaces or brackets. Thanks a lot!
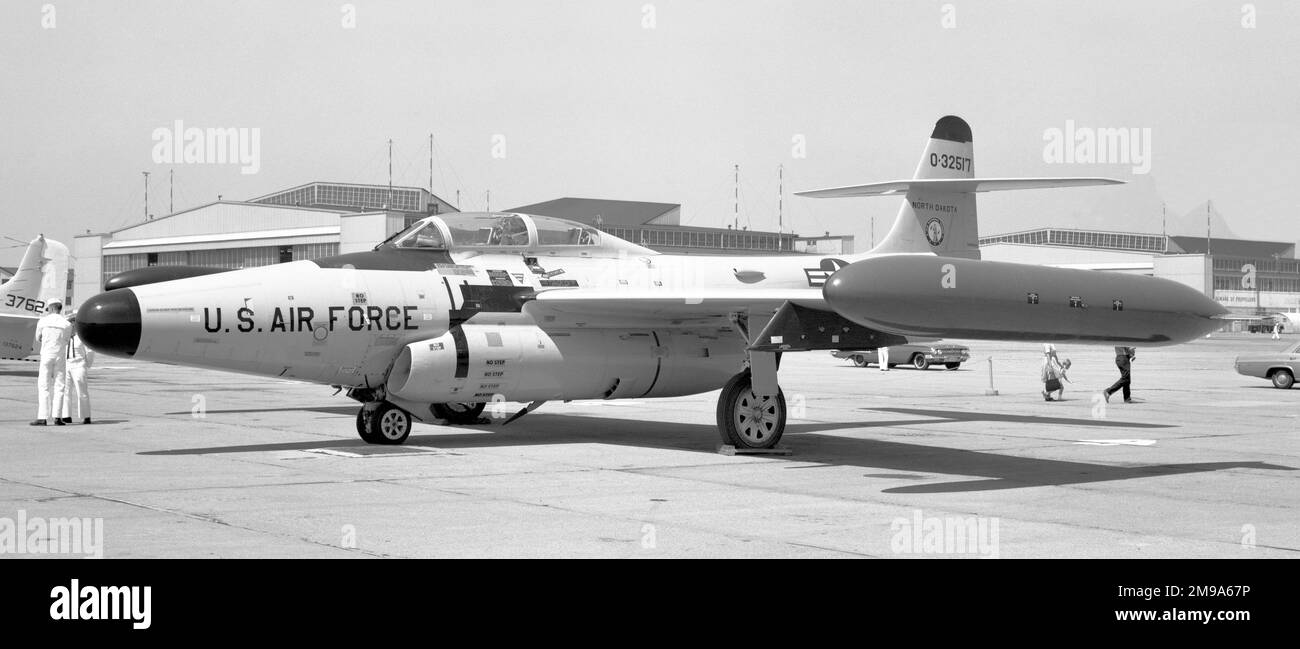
822,255,1229,346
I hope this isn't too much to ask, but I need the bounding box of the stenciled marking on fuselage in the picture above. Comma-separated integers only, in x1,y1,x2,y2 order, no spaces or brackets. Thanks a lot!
3,294,45,313
910,201,958,213
201,305,420,333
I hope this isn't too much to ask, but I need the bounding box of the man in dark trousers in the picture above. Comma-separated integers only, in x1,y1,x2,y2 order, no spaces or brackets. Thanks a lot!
1103,346,1136,403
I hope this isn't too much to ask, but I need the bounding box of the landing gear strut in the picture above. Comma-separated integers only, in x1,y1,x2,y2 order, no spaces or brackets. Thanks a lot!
356,401,413,445
716,369,787,450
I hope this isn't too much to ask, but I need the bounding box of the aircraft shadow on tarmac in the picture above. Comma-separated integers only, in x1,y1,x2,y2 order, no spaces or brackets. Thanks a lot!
0,370,39,378
162,406,360,416
859,407,1175,429
138,408,1296,493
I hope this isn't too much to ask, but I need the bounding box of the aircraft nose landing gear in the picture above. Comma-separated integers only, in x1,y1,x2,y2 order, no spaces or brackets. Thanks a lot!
356,401,413,445
716,369,787,450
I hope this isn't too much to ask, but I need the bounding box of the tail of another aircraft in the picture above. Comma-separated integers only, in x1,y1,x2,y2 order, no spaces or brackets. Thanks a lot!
796,115,1123,259
0,235,69,314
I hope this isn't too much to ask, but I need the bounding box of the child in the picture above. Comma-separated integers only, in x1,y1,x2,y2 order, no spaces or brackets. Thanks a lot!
1040,344,1069,401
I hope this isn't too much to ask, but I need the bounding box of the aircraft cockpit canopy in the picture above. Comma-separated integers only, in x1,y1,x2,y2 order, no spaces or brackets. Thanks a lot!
392,220,447,249
386,212,653,257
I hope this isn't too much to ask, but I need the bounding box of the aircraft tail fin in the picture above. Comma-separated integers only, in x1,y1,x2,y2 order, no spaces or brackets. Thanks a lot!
796,115,1122,259
0,236,69,314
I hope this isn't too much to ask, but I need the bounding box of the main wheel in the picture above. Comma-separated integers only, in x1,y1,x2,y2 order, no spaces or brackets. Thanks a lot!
716,370,786,450
945,362,961,370
852,355,867,367
912,354,930,370
1272,370,1295,389
363,402,412,445
432,402,486,424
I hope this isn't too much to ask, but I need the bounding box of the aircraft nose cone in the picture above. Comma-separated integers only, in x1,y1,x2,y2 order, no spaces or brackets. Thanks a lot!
76,289,141,357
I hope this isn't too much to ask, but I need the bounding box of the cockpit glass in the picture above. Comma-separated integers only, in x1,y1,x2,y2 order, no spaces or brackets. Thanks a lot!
443,214,530,247
427,213,616,250
393,222,446,249
534,217,600,246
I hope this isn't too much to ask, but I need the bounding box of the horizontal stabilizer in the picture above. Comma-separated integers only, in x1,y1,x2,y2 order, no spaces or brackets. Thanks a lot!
795,177,1123,198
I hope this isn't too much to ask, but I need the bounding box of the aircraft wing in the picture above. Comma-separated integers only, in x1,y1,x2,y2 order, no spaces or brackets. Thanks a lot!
523,288,828,327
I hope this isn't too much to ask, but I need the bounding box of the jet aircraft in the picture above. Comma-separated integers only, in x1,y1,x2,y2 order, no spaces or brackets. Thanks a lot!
1,235,69,359
77,116,1227,449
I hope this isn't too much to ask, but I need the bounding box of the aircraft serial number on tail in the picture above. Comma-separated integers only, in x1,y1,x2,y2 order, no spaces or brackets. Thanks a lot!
929,153,971,171
4,295,45,312
202,306,420,333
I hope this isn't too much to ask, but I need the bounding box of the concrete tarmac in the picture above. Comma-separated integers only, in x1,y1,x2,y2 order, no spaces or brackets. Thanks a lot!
1,333,1296,558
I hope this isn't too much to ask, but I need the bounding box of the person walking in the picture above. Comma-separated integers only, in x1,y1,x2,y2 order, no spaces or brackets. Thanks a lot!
878,346,890,371
1103,346,1136,404
1272,322,1281,340
32,300,73,426
59,314,94,424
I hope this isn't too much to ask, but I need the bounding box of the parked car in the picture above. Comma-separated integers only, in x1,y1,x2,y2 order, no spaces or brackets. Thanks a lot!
831,343,970,370
1234,341,1300,389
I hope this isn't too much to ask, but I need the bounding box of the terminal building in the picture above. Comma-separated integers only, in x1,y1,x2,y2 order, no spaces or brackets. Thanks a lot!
73,183,840,305
980,227,1300,323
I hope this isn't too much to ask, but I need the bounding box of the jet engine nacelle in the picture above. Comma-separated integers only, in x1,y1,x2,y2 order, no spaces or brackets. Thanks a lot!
387,324,745,403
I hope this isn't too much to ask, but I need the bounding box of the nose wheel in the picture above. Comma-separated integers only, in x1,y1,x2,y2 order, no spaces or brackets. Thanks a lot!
356,402,413,445
716,370,787,450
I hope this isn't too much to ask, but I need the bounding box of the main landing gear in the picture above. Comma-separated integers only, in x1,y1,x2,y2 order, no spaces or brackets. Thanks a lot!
716,369,787,450
716,312,788,451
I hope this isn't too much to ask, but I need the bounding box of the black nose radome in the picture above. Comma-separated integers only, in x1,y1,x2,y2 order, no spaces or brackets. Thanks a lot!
77,289,140,357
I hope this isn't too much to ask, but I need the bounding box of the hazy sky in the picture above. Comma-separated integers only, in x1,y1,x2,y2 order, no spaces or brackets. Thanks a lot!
3,0,1298,266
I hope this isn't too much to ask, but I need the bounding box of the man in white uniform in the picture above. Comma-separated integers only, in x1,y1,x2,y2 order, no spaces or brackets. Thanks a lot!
878,346,890,371
32,300,73,426
60,314,94,424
